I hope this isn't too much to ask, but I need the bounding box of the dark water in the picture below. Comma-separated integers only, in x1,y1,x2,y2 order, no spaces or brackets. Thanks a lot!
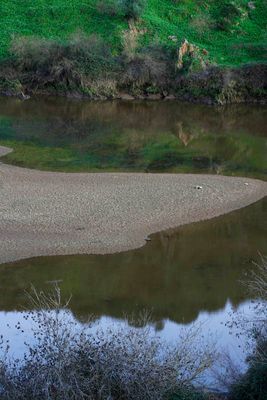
0,198,266,389
0,97,266,178
0,198,266,321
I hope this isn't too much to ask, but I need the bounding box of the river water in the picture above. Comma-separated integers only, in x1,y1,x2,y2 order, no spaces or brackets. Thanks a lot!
0,97,266,389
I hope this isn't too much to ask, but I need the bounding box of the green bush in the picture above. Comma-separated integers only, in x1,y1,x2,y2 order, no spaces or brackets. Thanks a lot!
96,0,146,21
0,77,23,96
68,32,116,78
212,1,243,31
118,0,147,21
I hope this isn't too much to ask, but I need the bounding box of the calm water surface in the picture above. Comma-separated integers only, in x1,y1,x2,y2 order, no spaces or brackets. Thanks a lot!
0,199,266,321
0,97,266,388
0,199,266,388
0,97,266,178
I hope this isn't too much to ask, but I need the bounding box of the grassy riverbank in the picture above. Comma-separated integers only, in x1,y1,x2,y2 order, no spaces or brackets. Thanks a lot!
0,1,266,103
0,0,266,65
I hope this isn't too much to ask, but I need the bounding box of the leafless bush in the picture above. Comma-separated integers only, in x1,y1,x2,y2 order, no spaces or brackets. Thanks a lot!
211,351,243,392
225,257,267,342
10,33,115,92
246,257,267,366
215,257,267,397
247,256,267,301
121,54,169,92
228,296,267,400
0,285,215,400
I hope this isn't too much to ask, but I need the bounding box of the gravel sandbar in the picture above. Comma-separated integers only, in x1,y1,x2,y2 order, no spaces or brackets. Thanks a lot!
0,146,266,264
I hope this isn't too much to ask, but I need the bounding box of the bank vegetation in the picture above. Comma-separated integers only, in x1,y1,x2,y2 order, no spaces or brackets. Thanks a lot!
0,0,266,104
0,257,266,399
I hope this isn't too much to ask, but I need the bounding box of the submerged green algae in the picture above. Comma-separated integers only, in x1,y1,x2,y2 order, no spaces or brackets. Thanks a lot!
0,98,266,179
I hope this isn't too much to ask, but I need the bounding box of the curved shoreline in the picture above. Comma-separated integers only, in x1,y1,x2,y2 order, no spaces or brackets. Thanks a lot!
0,145,13,157
0,145,266,265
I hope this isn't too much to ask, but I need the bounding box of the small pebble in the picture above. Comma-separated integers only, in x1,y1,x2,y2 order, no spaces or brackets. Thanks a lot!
195,185,203,190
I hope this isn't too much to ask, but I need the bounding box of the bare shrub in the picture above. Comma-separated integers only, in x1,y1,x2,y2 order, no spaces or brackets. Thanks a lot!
245,257,267,367
218,257,267,399
120,43,174,92
247,256,267,301
11,36,55,70
10,33,115,92
0,285,215,400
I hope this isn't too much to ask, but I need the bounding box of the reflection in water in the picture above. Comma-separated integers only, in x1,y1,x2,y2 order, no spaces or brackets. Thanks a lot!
0,301,260,390
0,198,266,325
0,97,266,389
0,97,266,177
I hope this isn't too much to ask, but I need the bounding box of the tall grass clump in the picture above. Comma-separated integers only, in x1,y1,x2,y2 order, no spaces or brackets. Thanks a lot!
0,285,215,400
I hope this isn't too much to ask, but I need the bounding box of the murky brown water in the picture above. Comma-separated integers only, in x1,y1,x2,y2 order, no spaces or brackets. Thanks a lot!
1,198,266,323
0,97,266,178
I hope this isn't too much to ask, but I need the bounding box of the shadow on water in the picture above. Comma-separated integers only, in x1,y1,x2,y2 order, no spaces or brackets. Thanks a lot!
0,198,266,325
0,97,266,178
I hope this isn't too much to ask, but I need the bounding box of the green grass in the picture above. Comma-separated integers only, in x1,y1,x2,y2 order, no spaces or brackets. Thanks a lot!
0,0,266,66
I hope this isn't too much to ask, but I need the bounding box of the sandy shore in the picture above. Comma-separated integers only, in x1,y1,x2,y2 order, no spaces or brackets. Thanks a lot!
0,145,266,264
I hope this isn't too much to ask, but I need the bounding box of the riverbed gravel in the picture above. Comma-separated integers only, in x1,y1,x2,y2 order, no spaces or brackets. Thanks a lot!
0,146,266,264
